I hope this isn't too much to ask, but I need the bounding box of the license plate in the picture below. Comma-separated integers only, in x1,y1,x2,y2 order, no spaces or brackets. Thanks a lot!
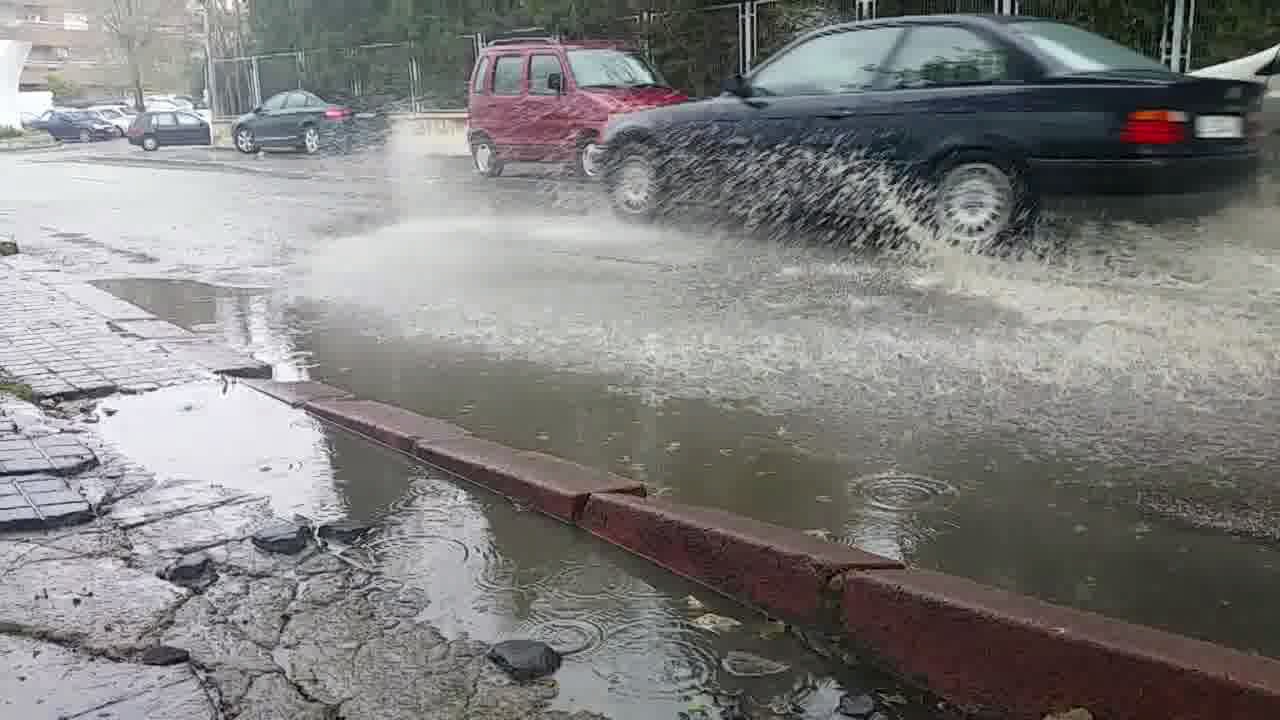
355,112,376,119
1195,115,1243,139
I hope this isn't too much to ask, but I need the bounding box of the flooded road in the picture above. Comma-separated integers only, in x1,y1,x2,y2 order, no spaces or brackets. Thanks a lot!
6,146,1280,663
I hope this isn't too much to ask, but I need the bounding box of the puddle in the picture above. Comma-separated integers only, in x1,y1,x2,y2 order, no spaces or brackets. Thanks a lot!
93,380,942,720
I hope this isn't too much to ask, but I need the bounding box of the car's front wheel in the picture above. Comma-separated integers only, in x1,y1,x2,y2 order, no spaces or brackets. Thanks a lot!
141,135,159,152
234,127,257,154
605,145,661,221
933,160,1036,250
574,138,605,180
471,136,503,178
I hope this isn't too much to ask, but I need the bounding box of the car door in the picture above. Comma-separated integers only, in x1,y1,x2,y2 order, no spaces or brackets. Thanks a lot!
277,91,317,143
152,113,180,144
252,92,290,144
488,54,527,149
525,52,570,152
875,24,1026,174
718,26,907,212
175,112,209,145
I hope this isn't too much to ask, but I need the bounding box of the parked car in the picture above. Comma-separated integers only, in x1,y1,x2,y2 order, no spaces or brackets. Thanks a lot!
23,108,65,131
87,106,134,136
44,110,118,143
467,34,688,178
601,15,1269,247
231,89,370,154
126,111,212,151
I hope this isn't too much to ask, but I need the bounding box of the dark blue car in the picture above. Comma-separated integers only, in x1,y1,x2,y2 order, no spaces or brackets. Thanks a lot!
601,15,1268,247
44,111,118,143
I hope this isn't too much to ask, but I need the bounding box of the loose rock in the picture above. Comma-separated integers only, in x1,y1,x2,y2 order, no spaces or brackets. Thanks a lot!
318,519,372,545
162,552,215,591
251,521,309,555
1044,711,1093,720
0,240,18,256
487,639,563,682
837,693,877,718
140,645,190,666
691,613,742,634
721,650,789,677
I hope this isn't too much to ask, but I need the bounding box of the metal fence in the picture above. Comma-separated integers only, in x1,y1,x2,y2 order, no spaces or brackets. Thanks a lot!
213,0,1271,115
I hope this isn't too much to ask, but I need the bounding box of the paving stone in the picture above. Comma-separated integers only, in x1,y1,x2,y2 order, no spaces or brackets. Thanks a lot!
0,475,93,531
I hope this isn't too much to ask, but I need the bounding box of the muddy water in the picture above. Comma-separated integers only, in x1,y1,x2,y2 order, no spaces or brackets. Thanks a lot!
95,381,941,720
94,171,1280,665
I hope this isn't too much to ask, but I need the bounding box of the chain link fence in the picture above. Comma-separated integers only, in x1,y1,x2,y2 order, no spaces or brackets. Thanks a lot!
215,1,1275,115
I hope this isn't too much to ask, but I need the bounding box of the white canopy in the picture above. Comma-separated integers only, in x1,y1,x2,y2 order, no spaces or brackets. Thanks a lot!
1190,43,1279,84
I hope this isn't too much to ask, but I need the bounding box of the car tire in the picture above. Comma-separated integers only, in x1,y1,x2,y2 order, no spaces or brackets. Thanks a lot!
142,135,159,152
78,129,92,143
605,143,662,221
932,154,1038,251
471,136,504,178
114,127,125,138
574,136,605,180
300,125,320,155
234,127,257,154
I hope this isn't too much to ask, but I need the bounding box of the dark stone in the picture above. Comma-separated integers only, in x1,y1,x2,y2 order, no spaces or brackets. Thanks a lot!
318,519,372,545
251,521,309,555
140,645,189,666
0,240,18,257
837,693,876,718
162,552,216,590
487,640,563,682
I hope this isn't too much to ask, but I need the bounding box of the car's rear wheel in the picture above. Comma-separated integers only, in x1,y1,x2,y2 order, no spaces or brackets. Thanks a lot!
471,137,504,178
78,129,92,143
141,135,159,152
575,138,605,180
301,126,320,154
606,145,661,221
933,160,1035,250
235,127,257,154
113,127,124,138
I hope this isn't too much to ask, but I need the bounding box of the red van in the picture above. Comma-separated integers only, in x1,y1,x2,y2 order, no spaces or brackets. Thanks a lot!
467,34,687,179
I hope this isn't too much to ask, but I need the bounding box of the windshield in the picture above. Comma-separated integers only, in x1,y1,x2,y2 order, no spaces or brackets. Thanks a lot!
566,49,667,88
1011,20,1172,74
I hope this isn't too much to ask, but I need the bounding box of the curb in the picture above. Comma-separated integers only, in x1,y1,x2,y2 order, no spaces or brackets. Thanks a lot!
242,378,1280,719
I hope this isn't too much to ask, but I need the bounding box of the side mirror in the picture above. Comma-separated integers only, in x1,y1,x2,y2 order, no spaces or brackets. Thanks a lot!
721,74,751,98
547,73,563,93
252,105,264,114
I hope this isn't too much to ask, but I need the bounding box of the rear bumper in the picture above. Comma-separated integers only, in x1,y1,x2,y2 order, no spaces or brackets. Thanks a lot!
1027,151,1261,196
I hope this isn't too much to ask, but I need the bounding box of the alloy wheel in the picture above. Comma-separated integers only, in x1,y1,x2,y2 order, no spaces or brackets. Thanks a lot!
611,156,657,215
303,127,320,154
935,162,1014,247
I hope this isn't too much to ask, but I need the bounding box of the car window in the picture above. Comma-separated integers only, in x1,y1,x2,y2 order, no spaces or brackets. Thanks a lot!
750,27,904,96
472,55,490,93
154,113,176,127
304,92,325,106
262,93,288,111
529,54,563,95
284,92,309,108
1010,20,1171,73
177,113,203,127
492,55,524,95
884,26,1010,88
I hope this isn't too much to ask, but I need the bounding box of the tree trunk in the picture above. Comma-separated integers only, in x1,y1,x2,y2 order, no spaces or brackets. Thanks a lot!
130,53,145,113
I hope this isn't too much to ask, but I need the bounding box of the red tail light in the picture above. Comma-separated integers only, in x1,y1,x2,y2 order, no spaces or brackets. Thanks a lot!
1121,110,1187,145
324,106,351,119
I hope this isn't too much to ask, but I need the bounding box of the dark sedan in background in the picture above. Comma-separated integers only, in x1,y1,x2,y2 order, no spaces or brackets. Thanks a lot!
231,89,385,154
42,111,119,143
126,111,212,151
602,15,1269,248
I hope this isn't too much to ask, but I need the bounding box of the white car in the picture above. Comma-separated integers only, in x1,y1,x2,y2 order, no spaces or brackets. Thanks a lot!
145,99,180,112
88,106,134,136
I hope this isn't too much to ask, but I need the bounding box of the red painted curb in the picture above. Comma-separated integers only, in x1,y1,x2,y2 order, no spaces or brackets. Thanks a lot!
303,398,470,452
840,569,1280,719
579,493,901,624
414,436,645,522
239,379,353,407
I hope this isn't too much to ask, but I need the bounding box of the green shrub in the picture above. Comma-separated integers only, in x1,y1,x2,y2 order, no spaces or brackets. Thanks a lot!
0,126,24,140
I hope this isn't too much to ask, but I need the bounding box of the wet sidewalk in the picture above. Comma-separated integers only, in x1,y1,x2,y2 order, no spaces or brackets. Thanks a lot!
0,260,941,719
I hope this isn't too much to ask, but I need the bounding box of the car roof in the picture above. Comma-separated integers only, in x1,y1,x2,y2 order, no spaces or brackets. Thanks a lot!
482,39,634,52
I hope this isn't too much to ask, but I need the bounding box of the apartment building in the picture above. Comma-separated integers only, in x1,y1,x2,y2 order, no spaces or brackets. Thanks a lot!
0,0,119,91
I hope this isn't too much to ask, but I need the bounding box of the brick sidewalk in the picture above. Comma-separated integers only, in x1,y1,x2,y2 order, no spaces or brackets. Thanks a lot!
0,254,268,398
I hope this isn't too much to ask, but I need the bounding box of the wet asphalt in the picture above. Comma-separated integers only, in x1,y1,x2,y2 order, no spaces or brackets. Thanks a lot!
5,139,1280,673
